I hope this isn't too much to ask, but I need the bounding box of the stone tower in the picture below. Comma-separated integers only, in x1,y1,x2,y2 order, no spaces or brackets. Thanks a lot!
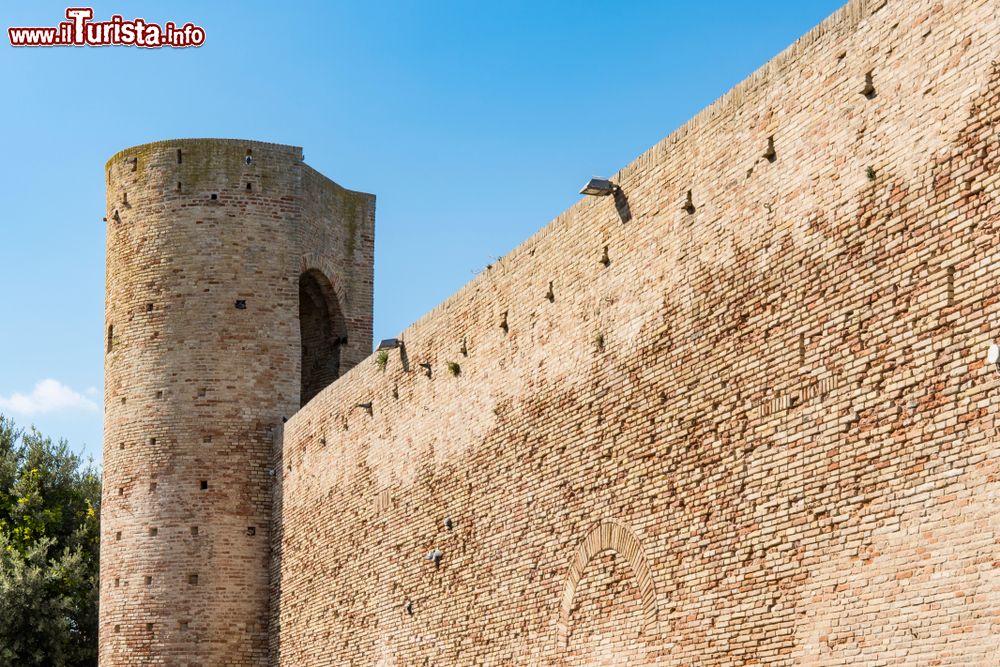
99,139,374,665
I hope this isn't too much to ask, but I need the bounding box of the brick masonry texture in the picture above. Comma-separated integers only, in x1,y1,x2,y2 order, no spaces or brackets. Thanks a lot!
272,0,1000,664
100,139,374,664
99,0,1000,664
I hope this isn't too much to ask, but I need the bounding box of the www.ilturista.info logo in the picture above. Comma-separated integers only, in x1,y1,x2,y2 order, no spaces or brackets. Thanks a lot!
8,8,205,48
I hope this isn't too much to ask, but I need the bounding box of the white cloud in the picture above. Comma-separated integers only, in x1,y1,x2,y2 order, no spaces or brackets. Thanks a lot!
0,379,98,416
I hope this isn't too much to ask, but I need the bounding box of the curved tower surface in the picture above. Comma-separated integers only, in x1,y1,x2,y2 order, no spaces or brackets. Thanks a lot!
100,139,374,665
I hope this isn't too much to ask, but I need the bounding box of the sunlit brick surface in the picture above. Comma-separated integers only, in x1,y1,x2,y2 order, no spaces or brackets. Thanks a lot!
100,139,373,665
272,0,1000,664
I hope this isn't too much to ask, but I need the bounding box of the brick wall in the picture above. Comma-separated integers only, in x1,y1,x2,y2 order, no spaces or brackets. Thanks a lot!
100,139,374,665
272,0,1000,664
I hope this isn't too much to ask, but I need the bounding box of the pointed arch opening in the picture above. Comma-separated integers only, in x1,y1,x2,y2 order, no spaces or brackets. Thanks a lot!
299,269,347,407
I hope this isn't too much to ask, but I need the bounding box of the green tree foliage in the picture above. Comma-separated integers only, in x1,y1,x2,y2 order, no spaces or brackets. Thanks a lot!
0,415,100,666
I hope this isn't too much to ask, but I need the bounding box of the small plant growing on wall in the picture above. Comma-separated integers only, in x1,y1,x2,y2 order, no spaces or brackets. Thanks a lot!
375,349,389,371
447,361,461,376
866,166,876,181
594,332,605,351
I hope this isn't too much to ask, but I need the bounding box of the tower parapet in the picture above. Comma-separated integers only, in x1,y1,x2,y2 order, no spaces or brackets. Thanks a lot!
100,138,374,664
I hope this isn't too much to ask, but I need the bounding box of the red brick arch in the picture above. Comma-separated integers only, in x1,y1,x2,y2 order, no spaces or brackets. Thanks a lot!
557,519,658,645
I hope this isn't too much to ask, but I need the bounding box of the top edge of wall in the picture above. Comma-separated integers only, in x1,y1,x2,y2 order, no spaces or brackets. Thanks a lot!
301,163,376,200
105,138,304,170
636,0,887,162
386,0,888,343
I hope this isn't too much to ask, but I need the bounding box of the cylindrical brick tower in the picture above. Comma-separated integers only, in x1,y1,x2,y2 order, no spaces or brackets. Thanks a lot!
100,139,374,665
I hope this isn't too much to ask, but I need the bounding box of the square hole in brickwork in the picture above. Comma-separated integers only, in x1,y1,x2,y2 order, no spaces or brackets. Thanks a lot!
246,526,256,537
117,487,123,496
197,388,207,398
863,71,876,99
122,192,128,205
188,574,198,585
120,396,126,405
146,303,154,313
190,526,199,536
149,527,157,537
156,390,163,399
146,622,153,632
149,437,156,446
246,182,252,191
203,435,212,444
179,620,189,632
200,480,208,490
114,624,120,633
119,442,125,450
763,136,776,162
177,149,182,164
114,577,120,587
684,190,695,213
115,531,121,541
210,193,218,201
144,576,152,585
149,482,157,492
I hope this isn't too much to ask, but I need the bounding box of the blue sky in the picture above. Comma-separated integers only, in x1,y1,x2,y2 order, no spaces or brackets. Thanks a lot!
0,0,844,464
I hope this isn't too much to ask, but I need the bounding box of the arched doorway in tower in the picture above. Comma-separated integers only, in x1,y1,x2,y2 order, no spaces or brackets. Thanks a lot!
299,269,347,407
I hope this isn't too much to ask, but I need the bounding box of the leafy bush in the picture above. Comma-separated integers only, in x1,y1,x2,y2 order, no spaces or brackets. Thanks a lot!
0,415,100,666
